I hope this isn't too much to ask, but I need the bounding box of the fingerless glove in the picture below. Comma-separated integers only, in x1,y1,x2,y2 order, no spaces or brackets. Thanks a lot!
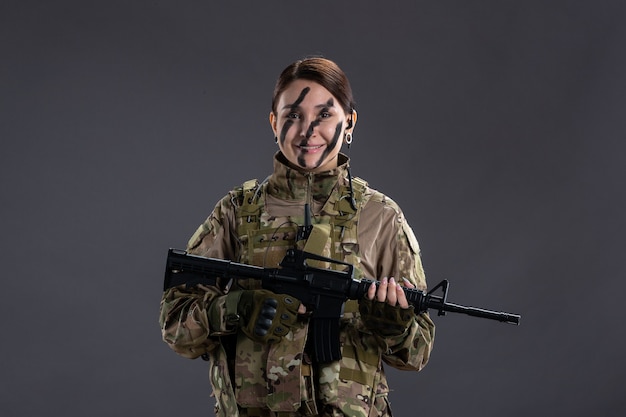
359,298,415,337
208,289,302,343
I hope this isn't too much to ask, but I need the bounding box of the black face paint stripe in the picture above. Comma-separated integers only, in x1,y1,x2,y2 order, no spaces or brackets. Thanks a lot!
279,120,293,146
306,119,321,138
297,135,309,167
289,87,310,111
279,87,310,146
312,121,343,169
306,98,334,139
297,154,306,168
299,106,333,167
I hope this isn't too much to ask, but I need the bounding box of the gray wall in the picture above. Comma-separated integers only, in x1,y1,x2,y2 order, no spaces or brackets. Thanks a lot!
1,1,624,415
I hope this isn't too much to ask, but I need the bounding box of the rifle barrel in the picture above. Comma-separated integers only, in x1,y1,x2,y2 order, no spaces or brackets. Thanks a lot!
427,298,520,324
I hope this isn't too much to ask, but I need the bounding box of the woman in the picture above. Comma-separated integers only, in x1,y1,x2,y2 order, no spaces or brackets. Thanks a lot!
160,57,435,417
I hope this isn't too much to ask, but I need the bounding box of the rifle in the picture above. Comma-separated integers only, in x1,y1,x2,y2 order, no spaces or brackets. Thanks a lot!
164,248,521,363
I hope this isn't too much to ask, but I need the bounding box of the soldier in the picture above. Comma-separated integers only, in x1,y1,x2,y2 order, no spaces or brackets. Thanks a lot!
160,57,435,417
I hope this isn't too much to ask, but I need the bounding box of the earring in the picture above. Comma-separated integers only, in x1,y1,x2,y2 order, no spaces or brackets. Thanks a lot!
344,132,353,145
274,136,278,144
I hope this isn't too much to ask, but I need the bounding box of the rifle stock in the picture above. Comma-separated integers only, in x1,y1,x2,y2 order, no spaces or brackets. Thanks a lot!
164,248,520,362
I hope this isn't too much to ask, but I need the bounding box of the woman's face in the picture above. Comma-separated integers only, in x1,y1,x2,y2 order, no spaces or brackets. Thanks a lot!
270,79,355,173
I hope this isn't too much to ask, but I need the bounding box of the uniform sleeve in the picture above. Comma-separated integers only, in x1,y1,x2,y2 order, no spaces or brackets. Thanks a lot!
360,196,436,371
159,192,241,359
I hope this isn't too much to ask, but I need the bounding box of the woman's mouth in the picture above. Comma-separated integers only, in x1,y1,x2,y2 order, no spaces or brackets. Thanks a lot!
298,144,324,153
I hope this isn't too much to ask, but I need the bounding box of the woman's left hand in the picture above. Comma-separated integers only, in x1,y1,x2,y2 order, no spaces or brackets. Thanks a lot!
366,277,415,309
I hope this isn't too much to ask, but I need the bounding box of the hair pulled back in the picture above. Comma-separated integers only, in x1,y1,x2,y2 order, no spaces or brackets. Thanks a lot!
271,57,355,115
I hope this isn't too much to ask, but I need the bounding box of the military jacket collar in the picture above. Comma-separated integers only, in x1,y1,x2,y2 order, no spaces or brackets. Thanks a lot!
267,152,350,202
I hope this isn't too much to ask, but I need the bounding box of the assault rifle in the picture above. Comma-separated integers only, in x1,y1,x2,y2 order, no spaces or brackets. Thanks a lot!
164,248,521,363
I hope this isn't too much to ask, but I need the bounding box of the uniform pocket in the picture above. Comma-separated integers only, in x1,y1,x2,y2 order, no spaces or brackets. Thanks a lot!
248,227,295,267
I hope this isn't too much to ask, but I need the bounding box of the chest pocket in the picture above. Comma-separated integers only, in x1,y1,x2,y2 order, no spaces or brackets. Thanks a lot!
247,226,297,268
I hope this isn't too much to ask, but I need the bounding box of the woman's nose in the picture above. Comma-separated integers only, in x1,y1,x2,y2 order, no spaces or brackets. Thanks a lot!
299,116,320,138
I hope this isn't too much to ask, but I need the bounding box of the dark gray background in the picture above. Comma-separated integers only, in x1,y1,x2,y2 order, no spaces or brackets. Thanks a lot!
1,1,624,416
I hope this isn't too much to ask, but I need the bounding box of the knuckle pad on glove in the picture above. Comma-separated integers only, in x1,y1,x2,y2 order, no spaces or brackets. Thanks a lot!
253,325,269,336
239,289,302,343
257,317,272,329
260,304,277,319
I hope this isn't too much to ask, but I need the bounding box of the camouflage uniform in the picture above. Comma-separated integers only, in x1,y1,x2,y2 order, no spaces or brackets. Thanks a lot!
160,152,435,417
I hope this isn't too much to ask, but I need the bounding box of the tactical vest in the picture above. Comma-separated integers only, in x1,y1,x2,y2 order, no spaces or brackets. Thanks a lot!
226,175,388,416
233,176,372,279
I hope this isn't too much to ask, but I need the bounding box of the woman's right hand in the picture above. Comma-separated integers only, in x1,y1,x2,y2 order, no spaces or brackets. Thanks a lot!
237,289,305,343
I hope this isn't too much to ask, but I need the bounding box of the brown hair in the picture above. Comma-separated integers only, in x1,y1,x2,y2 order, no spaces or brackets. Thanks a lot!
271,57,356,115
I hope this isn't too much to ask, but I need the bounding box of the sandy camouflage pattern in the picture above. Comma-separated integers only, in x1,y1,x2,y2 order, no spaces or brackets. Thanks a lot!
160,153,435,416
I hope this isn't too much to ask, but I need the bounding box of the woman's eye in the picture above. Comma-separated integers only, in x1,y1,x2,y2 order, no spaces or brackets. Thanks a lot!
287,112,300,119
320,111,331,118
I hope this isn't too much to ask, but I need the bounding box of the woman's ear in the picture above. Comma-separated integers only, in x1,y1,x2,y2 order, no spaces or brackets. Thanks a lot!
346,110,358,131
269,111,278,136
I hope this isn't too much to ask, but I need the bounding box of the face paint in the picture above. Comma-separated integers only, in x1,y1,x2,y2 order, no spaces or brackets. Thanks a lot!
296,100,336,168
305,99,333,139
274,80,348,173
279,119,293,146
311,121,343,169
279,87,310,145
305,119,321,138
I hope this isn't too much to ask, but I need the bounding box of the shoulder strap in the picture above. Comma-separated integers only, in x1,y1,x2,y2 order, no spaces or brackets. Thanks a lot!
236,179,262,237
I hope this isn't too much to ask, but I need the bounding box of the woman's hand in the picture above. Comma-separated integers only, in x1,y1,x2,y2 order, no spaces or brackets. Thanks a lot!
361,277,417,337
366,277,415,308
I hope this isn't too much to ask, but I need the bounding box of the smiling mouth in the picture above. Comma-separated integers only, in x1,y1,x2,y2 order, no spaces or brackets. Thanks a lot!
298,144,324,152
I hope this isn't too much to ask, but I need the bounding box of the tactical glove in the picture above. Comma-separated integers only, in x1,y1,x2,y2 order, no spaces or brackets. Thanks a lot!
211,289,302,343
359,298,415,337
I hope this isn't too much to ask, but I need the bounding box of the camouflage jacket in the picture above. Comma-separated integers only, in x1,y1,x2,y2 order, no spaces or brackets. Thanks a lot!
160,152,435,417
